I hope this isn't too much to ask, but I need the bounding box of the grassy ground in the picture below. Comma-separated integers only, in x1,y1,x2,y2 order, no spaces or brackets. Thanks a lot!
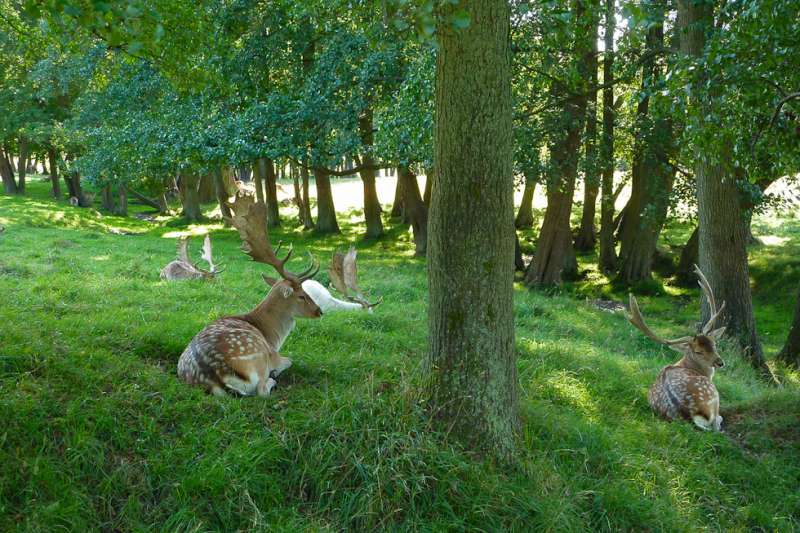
1,179,799,532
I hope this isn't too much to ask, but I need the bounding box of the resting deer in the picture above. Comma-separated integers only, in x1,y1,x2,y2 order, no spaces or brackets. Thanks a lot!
626,265,727,431
177,192,322,397
267,246,382,313
161,235,220,280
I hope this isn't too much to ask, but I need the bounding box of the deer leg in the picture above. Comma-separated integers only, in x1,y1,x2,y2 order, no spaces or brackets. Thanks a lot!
257,377,277,397
273,356,292,377
691,415,713,431
222,374,254,396
713,415,723,432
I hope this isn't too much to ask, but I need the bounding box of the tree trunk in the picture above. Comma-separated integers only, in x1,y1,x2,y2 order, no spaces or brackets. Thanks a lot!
1,148,18,194
179,172,202,222
514,233,525,272
213,167,233,224
390,171,406,220
514,172,536,229
101,185,114,212
128,187,164,211
314,169,340,234
253,160,265,205
428,0,518,457
398,165,427,256
616,12,676,284
679,0,771,379
290,163,305,224
598,0,617,273
676,226,699,284
116,183,128,216
358,107,384,238
423,168,432,206
574,10,600,252
47,148,61,199
258,158,281,227
198,173,216,204
301,161,314,229
16,137,28,194
778,288,800,369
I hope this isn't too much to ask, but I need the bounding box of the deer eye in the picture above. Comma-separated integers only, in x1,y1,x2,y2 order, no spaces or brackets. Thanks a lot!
299,295,307,301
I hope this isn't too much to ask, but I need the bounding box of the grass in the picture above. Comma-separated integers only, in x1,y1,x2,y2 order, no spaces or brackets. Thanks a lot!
1,178,799,531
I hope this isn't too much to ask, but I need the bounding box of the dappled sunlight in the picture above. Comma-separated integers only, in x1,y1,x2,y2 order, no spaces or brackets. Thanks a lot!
759,235,790,246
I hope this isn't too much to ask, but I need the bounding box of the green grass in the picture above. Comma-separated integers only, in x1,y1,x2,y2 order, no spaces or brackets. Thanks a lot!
1,179,799,531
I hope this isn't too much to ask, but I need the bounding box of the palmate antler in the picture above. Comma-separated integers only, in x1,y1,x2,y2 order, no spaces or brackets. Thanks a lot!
226,191,318,283
329,246,382,309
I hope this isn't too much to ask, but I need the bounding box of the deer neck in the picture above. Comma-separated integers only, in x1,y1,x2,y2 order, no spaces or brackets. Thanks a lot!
244,292,296,351
677,354,714,380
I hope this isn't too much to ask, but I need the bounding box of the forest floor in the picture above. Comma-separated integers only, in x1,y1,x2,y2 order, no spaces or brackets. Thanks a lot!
1,178,799,531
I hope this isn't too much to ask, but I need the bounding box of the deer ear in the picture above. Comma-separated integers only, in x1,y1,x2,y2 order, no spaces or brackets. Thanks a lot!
708,326,726,340
262,274,278,286
668,341,690,354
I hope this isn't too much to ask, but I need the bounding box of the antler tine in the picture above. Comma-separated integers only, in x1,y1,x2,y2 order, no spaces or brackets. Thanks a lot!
177,236,190,263
693,264,727,335
226,191,302,282
329,250,349,296
627,294,693,346
201,234,216,272
298,254,320,281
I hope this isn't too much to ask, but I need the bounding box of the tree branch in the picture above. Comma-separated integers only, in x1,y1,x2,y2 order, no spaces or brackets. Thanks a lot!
750,91,800,151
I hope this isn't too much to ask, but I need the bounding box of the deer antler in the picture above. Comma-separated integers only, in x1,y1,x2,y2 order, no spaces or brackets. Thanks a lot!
626,294,693,347
693,265,726,335
329,246,382,308
177,237,190,263
226,192,318,282
201,234,221,274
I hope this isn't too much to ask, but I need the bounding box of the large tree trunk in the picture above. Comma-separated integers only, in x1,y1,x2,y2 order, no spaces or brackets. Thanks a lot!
300,161,314,229
574,10,600,253
676,226,699,284
129,187,164,212
258,158,281,228
358,107,384,238
179,172,202,222
514,172,536,229
313,169,340,234
390,171,406,220
428,0,518,457
598,0,617,273
253,160,265,205
47,148,61,199
213,167,233,224
290,163,305,225
398,165,427,256
526,2,592,286
101,185,115,212
0,147,17,194
616,12,676,284
778,288,800,369
423,168,432,206
16,137,28,194
679,0,771,379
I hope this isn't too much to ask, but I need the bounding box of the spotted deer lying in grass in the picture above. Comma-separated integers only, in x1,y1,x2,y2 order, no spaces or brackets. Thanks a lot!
177,192,321,397
626,266,727,431
161,235,220,280
269,246,382,313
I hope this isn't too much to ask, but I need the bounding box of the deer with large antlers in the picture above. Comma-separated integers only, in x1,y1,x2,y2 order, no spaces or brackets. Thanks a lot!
626,265,727,431
177,192,321,397
161,235,220,280
265,246,382,313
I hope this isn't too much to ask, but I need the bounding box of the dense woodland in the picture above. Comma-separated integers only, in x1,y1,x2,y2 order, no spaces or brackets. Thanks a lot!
2,0,800,530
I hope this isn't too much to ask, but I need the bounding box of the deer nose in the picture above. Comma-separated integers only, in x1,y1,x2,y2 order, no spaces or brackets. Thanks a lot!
715,358,724,368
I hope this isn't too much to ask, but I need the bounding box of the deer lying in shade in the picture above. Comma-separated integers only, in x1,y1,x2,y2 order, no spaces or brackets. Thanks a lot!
177,192,321,397
266,246,382,313
161,235,220,280
626,265,727,431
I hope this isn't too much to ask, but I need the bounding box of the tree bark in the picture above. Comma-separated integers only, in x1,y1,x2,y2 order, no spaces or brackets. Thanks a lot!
47,148,61,199
514,172,536,229
616,12,676,284
101,185,115,212
300,160,314,229
197,173,216,204
290,163,305,224
253,160,265,205
398,165,427,256
428,0,518,457
179,172,203,222
358,107,384,238
423,168,432,206
390,171,406,220
574,8,600,252
778,288,800,369
129,187,164,211
1,148,18,194
526,0,593,286
598,0,617,273
116,183,128,216
313,169,340,234
16,137,28,194
679,0,771,379
676,226,699,284
213,167,233,224
258,158,281,227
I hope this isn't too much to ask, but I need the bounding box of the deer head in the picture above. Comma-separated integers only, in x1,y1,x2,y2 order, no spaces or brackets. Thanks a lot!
226,191,322,318
161,235,221,280
327,246,382,310
626,265,726,372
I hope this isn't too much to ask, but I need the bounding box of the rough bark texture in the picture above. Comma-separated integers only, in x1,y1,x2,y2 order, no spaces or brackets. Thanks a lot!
290,163,305,225
676,226,699,284
253,161,265,205
423,168,432,206
390,171,406,219
313,169,340,234
514,173,536,229
198,174,216,204
47,148,61,199
213,168,233,224
101,185,114,212
258,158,281,228
358,107,384,238
398,165,427,256
778,288,800,369
679,0,770,378
428,0,518,457
616,14,676,284
16,138,28,194
0,148,17,194
301,162,313,229
179,172,202,222
574,9,600,252
526,0,592,286
598,0,617,273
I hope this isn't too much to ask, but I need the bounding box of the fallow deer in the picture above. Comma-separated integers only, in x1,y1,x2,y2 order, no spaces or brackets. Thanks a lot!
265,246,382,313
177,192,321,397
160,235,220,280
626,265,727,431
